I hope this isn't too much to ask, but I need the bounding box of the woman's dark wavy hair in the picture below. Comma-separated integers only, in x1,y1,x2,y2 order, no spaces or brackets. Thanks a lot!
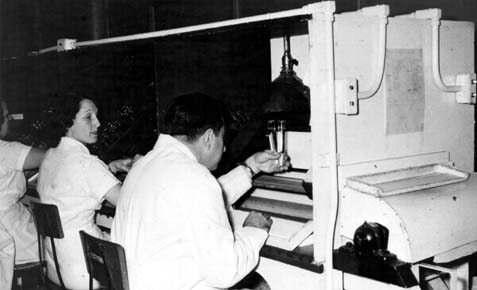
49,92,96,144
164,92,229,142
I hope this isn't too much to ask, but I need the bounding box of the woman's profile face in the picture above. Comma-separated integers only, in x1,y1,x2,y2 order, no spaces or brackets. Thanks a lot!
66,99,100,144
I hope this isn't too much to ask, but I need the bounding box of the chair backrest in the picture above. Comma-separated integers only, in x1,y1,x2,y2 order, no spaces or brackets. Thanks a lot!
29,201,66,289
30,202,64,239
79,230,129,290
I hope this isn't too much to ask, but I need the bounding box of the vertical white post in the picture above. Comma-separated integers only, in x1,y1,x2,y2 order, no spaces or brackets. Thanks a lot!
307,1,338,290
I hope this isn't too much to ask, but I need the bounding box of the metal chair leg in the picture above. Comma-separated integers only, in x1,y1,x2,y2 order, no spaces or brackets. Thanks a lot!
50,237,66,289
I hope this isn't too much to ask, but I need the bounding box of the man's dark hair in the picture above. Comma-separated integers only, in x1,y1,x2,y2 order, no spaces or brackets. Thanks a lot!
164,92,228,141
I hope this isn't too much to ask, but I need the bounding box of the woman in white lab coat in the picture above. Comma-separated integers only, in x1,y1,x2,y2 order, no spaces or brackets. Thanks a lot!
36,94,134,290
0,98,45,290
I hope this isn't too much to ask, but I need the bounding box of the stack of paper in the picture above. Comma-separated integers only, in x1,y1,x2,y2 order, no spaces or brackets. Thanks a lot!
231,210,313,251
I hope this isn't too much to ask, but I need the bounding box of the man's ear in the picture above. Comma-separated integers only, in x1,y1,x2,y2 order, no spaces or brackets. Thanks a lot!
201,128,215,150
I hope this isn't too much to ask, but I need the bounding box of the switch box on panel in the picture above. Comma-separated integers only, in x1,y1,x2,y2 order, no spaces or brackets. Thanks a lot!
336,78,358,115
456,73,477,104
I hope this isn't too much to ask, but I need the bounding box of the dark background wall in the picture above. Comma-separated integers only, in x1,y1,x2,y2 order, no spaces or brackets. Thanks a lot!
0,0,476,171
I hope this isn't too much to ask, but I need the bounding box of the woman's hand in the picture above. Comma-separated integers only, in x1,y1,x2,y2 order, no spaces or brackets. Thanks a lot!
245,150,290,174
108,154,143,173
108,158,132,173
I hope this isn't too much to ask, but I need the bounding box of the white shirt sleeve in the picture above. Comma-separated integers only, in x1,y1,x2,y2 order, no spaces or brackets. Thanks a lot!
218,166,252,206
85,156,120,201
184,170,267,289
0,141,31,171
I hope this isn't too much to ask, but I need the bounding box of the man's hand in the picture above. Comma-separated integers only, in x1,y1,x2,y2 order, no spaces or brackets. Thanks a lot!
245,150,290,174
243,211,273,233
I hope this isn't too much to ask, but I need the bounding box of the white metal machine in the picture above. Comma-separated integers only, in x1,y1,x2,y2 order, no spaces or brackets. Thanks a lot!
231,2,477,290
67,1,477,289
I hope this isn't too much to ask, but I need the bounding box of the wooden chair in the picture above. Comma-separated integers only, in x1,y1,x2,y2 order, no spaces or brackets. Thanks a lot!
30,201,67,290
79,230,129,290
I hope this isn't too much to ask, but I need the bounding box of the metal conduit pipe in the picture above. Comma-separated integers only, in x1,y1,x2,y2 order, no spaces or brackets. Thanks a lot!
396,8,463,93
358,15,388,99
339,5,388,100
431,16,462,92
34,6,313,55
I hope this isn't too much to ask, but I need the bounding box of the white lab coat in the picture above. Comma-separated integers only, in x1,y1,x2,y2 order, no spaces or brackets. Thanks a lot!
111,134,268,290
37,137,120,290
0,140,38,289
0,223,14,290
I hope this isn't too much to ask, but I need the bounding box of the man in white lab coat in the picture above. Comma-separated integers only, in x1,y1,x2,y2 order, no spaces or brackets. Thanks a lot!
111,92,288,290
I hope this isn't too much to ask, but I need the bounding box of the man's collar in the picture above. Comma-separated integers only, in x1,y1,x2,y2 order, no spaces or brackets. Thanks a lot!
155,134,198,162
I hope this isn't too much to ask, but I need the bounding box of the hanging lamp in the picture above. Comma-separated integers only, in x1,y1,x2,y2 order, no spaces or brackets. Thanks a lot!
263,35,310,128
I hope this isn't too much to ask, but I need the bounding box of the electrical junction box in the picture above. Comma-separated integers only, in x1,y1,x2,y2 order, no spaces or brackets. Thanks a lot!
456,73,477,104
57,38,77,51
335,78,358,115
